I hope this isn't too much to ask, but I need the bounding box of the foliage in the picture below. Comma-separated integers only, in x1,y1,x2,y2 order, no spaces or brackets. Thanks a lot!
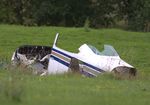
0,0,149,31
84,17,90,32
117,0,150,31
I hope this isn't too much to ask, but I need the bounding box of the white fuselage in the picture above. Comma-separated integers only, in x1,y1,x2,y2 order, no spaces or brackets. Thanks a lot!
48,44,133,76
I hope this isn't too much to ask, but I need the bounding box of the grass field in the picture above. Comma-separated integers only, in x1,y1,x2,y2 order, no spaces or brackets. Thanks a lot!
0,25,150,105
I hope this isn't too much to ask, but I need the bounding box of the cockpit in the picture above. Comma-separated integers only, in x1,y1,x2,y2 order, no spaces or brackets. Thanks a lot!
87,44,119,56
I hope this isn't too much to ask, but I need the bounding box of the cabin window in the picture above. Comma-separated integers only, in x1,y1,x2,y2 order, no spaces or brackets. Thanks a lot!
88,45,119,56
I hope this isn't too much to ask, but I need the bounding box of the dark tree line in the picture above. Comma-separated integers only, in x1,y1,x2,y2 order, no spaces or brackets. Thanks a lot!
0,0,149,31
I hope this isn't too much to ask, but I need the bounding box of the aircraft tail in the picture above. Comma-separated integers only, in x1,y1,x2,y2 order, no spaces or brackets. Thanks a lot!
53,33,59,47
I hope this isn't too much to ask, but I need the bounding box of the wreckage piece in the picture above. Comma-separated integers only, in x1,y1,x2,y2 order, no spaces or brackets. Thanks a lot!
11,33,137,77
11,45,51,74
48,33,136,77
112,66,136,78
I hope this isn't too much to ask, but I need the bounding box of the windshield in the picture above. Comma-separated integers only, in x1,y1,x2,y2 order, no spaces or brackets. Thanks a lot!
88,45,119,56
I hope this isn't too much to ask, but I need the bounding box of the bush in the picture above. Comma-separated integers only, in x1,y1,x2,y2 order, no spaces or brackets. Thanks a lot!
84,17,90,32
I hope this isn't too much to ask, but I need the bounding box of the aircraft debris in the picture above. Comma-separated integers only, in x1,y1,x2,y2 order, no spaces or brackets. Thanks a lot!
11,33,136,77
11,45,51,75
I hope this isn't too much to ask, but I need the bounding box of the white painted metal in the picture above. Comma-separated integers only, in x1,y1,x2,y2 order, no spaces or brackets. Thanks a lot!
48,34,134,76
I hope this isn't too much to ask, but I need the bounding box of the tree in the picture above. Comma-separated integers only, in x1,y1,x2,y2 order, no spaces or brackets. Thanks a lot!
0,0,149,31
90,0,118,28
117,0,150,31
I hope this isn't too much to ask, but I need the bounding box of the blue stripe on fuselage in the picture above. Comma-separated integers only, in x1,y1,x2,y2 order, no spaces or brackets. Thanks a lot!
52,48,72,58
80,70,95,77
51,55,95,77
83,62,104,73
52,48,104,73
51,55,69,67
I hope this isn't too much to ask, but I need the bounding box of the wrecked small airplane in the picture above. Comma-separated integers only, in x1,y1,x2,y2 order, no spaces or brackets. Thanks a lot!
11,33,136,77
11,45,51,75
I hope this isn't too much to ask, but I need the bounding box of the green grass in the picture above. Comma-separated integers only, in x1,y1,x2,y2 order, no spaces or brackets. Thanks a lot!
0,25,150,105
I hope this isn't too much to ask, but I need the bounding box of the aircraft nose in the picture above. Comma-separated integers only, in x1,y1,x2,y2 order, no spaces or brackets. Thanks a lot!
112,66,137,78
